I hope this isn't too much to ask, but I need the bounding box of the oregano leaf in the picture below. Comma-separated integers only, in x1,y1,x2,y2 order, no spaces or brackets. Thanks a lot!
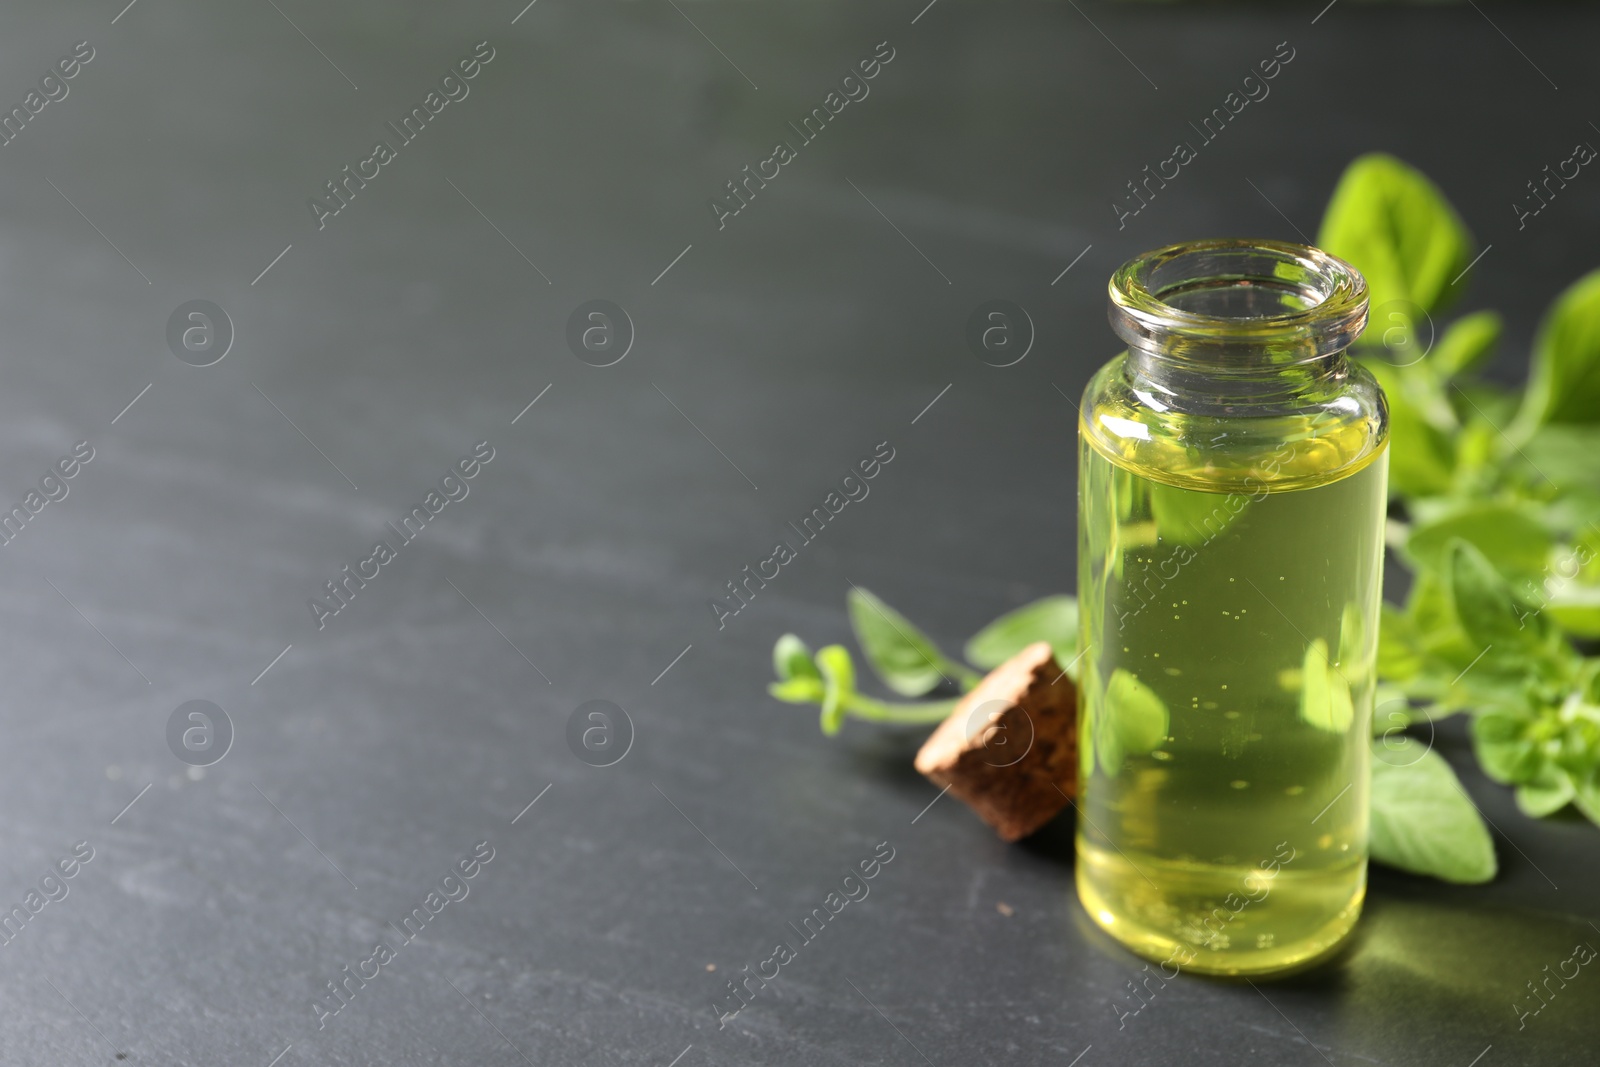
815,645,855,736
1317,153,1473,315
1369,738,1497,884
847,588,954,696
965,596,1079,670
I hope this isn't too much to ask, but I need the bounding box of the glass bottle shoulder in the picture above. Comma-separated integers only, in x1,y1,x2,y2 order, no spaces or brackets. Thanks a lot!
1078,352,1388,494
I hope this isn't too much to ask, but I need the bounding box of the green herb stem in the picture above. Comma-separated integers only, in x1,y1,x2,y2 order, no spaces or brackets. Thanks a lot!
947,662,984,692
843,693,961,724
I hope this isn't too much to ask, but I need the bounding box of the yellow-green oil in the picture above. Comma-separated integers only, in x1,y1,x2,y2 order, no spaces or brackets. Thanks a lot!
1076,360,1388,976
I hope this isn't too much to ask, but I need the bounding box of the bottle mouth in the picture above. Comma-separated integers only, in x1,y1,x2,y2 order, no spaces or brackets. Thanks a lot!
1108,239,1369,365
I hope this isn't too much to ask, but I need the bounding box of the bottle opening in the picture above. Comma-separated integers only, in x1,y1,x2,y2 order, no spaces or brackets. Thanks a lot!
1109,239,1368,365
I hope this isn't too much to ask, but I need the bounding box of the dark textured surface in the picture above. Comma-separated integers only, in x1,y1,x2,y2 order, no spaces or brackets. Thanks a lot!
0,2,1595,1064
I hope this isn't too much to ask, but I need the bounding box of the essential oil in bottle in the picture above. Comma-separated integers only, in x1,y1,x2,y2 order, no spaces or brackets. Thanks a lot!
1076,239,1387,976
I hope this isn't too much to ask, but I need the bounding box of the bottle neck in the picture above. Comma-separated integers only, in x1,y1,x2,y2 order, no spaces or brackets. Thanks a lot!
1123,343,1350,413
1107,238,1369,415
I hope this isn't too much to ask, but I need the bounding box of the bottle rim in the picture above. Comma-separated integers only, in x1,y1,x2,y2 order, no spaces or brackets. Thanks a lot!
1108,238,1369,364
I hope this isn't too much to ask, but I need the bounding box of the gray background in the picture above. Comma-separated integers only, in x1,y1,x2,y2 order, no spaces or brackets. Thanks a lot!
0,1,1595,1064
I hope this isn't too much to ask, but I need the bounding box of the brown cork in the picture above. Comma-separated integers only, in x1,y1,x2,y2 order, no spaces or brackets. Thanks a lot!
913,641,1078,842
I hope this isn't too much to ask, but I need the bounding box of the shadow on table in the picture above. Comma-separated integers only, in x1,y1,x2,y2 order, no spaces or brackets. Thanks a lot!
1059,864,1596,1042
1018,806,1595,1032
841,714,1596,1043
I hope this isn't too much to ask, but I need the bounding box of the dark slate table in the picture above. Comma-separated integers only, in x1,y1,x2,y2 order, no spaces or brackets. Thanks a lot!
0,1,1594,1064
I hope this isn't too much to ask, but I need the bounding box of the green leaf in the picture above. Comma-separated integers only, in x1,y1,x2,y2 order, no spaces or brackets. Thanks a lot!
1300,638,1355,733
1581,526,1600,583
1406,567,1477,665
815,645,855,736
1547,582,1600,639
964,596,1079,670
1337,601,1371,676
1428,310,1501,380
1445,538,1550,653
1372,693,1455,736
1449,380,1521,436
768,676,825,704
1148,481,1247,546
1376,603,1425,683
1079,660,1099,781
847,588,962,696
1514,268,1600,434
1469,706,1542,785
1521,424,1600,494
1515,768,1575,818
1369,738,1497,884
764,631,999,733
772,634,819,682
1530,535,1600,640
1572,766,1600,827
1405,502,1553,579
1317,153,1473,316
1362,359,1456,497
1578,657,1600,705
1098,668,1169,774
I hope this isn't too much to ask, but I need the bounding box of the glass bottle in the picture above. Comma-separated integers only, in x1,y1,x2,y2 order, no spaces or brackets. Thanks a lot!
1075,238,1387,976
